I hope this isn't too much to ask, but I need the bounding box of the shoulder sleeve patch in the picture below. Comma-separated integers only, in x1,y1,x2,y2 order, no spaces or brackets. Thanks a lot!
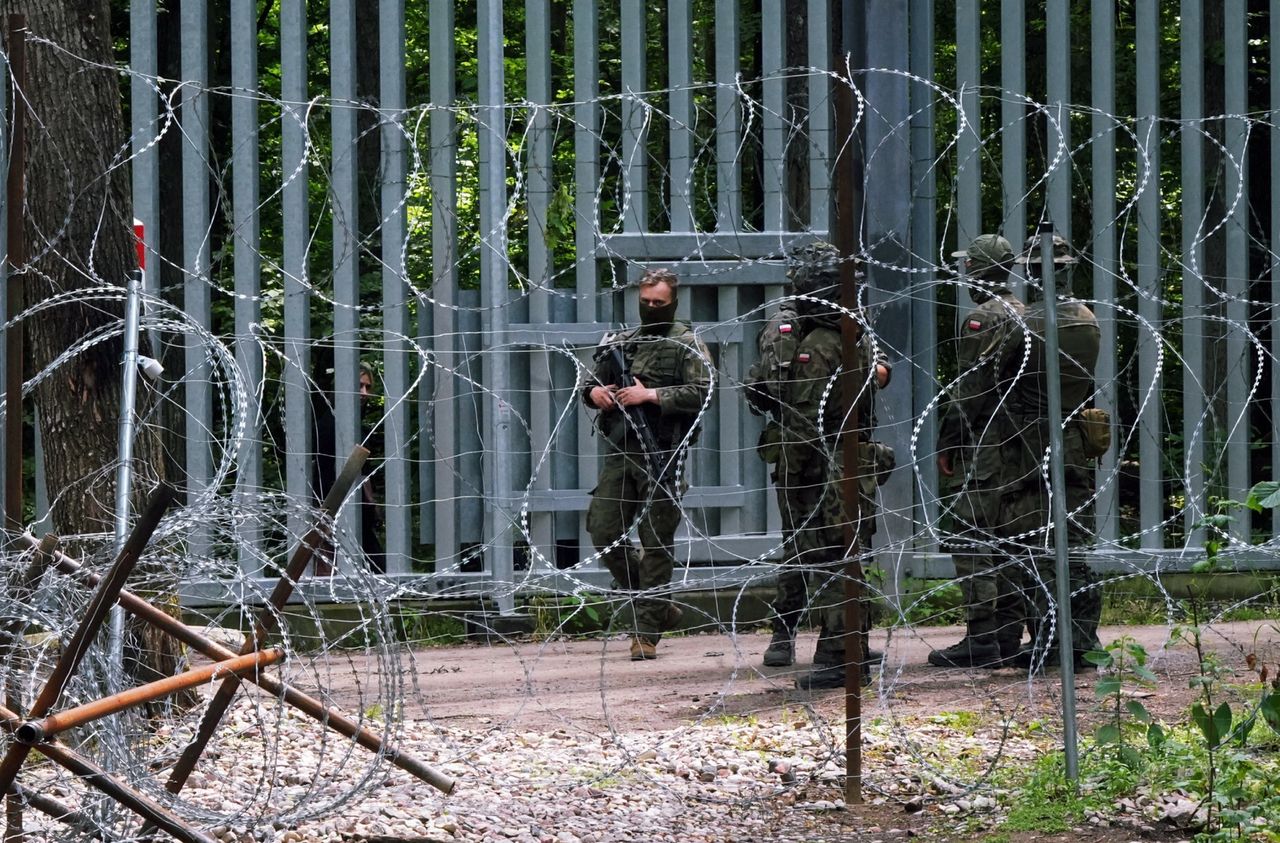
967,319,983,331
797,352,811,363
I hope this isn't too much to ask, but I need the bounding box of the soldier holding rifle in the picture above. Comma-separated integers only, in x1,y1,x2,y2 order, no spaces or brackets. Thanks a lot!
581,268,713,661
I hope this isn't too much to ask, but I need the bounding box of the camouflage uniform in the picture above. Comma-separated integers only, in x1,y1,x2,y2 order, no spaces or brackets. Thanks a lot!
929,234,1026,667
745,243,892,685
999,233,1103,668
583,314,712,650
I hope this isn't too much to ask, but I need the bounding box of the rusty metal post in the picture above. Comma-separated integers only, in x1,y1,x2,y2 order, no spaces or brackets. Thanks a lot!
834,5,867,807
16,649,285,745
0,484,174,797
4,17,29,843
160,447,369,799
0,702,215,843
18,531,457,795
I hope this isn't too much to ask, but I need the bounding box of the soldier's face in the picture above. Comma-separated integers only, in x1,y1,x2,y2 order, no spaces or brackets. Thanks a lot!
639,281,674,310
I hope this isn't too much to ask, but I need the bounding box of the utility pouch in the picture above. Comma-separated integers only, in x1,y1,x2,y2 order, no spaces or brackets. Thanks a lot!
756,422,782,463
860,440,897,486
1077,407,1112,458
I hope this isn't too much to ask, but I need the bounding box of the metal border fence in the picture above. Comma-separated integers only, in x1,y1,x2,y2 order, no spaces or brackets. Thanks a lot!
3,2,1277,609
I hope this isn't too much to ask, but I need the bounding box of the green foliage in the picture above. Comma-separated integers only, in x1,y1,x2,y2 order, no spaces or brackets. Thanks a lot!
1088,637,1162,771
395,608,467,646
894,578,965,627
998,753,1089,834
531,593,611,638
1245,480,1280,513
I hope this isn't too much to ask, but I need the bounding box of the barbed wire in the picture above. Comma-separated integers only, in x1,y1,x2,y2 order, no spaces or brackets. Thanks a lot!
1,33,1278,840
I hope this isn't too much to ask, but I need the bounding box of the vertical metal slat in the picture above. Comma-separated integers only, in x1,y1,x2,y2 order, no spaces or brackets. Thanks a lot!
231,0,263,574
621,1,647,233
381,0,411,573
281,0,311,547
331,0,360,558
955,0,981,246
1180,0,1205,549
1045,0,1071,237
714,0,740,230
1000,0,1026,249
478,0,514,608
1090,0,1119,544
1224,0,1249,541
428,0,458,560
181,0,212,555
1136,0,1163,550
526,0,554,568
573,0,600,557
909,0,938,550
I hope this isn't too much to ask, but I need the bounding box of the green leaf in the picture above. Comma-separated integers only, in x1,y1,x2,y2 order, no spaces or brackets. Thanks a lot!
1190,559,1215,574
1094,678,1122,699
1210,702,1234,749
1146,722,1165,747
1260,693,1280,733
1095,723,1121,745
1192,703,1219,747
1201,513,1236,530
1126,700,1151,723
1246,480,1280,512
1132,664,1158,683
1234,713,1255,747
1082,650,1111,667
1118,745,1143,770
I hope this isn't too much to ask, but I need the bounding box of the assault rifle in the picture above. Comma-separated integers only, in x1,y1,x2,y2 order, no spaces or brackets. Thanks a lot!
607,342,669,483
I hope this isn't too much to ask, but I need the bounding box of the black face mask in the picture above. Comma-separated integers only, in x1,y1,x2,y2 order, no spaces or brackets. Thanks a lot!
639,299,678,334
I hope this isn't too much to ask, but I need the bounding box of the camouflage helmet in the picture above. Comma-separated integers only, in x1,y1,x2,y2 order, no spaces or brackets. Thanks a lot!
1017,231,1078,265
950,233,1014,279
786,240,842,300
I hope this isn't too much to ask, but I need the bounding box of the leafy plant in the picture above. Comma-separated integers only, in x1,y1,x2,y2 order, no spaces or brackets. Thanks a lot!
531,593,611,638
1087,636,1163,769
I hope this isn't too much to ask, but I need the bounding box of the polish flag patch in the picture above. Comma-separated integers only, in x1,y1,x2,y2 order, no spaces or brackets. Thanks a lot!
797,353,811,363
967,319,983,331
779,323,793,333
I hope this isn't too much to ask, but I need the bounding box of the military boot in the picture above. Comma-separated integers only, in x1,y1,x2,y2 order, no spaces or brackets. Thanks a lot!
762,626,796,667
795,662,871,690
927,635,1003,668
629,637,657,661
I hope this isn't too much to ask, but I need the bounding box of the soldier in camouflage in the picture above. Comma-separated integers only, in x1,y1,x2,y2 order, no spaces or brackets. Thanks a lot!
745,242,892,690
999,232,1103,670
582,268,713,661
928,234,1027,668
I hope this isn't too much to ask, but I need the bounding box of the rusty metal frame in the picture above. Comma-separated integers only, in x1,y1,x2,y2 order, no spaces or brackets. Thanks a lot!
1,447,453,842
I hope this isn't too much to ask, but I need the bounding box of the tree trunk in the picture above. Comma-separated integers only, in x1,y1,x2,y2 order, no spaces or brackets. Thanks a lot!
2,0,189,707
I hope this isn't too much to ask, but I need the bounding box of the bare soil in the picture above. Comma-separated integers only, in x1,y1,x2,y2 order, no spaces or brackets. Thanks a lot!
333,621,1280,734
313,620,1278,842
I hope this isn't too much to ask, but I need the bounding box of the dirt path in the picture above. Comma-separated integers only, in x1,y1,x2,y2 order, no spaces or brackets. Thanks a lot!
311,620,1280,733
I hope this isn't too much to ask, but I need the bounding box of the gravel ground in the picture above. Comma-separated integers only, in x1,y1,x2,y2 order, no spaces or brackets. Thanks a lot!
18,621,1277,842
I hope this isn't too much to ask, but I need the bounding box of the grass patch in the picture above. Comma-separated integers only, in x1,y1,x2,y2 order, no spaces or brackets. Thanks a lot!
997,754,1090,834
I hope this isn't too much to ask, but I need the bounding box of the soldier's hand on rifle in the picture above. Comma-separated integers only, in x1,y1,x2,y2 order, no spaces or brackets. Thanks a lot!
589,385,619,410
616,377,658,407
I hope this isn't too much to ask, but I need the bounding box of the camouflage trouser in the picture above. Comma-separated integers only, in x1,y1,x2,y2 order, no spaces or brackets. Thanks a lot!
586,448,682,644
999,426,1102,657
771,462,876,661
1018,551,1103,657
942,482,1024,647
